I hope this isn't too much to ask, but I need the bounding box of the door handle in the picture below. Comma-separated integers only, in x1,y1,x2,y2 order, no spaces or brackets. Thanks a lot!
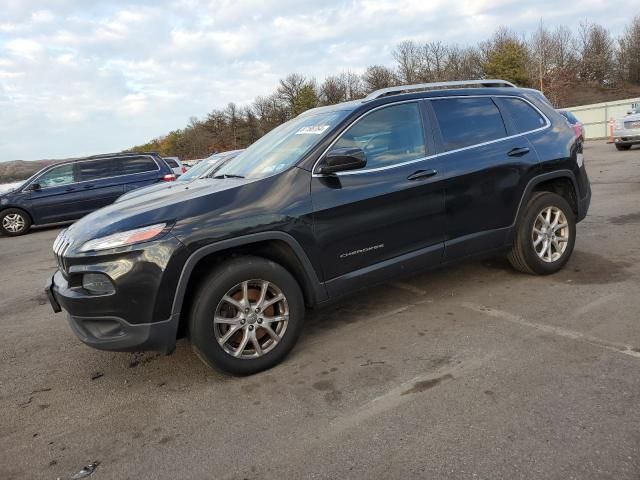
64,187,75,192
507,147,530,157
83,184,94,189
407,169,438,181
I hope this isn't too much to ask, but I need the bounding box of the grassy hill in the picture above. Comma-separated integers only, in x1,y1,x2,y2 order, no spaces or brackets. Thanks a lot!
0,159,67,184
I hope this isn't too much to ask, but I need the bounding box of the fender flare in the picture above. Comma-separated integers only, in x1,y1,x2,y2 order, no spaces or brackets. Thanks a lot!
170,231,327,318
508,169,580,240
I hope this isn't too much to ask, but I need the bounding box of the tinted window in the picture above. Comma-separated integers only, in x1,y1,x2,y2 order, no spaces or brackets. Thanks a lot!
332,103,426,169
37,164,75,187
118,156,158,174
77,159,114,181
501,97,547,132
432,97,507,151
164,158,178,168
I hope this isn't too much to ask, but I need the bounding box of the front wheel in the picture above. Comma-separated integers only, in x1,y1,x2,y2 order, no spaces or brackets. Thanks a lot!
0,208,31,236
508,192,576,275
189,256,305,375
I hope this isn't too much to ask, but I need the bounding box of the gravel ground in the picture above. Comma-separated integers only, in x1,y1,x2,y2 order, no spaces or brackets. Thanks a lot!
1,142,639,480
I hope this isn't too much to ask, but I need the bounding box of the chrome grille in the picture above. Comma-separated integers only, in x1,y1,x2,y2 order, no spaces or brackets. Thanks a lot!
624,120,640,130
53,229,72,275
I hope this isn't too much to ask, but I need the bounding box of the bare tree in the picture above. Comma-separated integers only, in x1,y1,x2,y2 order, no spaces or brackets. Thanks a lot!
617,16,640,85
393,40,421,84
578,21,615,86
362,65,398,92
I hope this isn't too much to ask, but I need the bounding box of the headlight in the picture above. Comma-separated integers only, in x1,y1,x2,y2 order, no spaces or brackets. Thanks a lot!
615,120,623,129
80,223,167,252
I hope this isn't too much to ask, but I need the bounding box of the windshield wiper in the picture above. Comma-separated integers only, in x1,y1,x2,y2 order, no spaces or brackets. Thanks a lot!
212,174,245,179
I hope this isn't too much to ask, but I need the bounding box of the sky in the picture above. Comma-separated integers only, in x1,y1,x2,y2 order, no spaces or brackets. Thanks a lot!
0,0,635,162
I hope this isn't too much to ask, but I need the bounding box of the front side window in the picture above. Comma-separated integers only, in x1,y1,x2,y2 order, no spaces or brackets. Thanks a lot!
37,164,75,188
432,97,507,151
501,97,547,133
331,103,426,170
77,159,114,182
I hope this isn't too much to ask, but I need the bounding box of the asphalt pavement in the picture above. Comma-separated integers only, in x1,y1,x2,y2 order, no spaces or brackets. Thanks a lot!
1,142,639,479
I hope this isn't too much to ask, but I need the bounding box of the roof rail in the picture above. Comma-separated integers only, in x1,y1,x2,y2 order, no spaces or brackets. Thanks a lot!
364,79,517,101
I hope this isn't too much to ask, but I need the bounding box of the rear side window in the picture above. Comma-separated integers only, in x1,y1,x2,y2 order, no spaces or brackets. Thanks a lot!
432,97,507,151
164,158,178,168
77,159,114,181
500,97,547,133
117,156,158,174
331,102,426,170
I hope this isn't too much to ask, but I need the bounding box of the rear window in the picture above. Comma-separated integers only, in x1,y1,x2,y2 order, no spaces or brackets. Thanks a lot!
164,158,178,168
432,97,507,151
117,156,158,174
77,159,114,181
500,97,547,132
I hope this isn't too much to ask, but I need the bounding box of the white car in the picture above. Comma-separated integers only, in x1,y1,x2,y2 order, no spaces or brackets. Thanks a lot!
613,109,640,151
163,157,187,176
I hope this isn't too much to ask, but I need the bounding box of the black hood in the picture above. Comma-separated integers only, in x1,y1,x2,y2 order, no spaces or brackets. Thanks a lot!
65,177,251,248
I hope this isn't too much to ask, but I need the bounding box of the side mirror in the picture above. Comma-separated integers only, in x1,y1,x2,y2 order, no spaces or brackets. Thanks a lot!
28,183,41,191
317,147,367,175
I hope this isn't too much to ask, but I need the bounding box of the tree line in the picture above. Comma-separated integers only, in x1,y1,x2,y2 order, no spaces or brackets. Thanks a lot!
131,17,640,159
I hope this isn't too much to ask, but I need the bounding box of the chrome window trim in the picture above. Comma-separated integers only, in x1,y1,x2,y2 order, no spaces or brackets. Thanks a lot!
24,155,161,191
312,95,551,178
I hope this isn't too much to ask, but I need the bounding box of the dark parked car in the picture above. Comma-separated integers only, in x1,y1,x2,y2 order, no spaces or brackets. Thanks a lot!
558,110,585,140
46,79,591,374
0,152,176,236
113,149,245,203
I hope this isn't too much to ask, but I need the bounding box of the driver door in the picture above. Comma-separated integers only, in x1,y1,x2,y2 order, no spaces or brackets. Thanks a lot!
310,101,448,297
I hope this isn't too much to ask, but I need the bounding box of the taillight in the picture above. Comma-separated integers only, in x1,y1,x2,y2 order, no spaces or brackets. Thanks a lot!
163,174,176,182
573,125,582,138
181,166,187,174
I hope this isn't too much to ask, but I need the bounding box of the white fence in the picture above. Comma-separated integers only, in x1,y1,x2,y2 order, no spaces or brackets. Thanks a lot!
566,97,640,140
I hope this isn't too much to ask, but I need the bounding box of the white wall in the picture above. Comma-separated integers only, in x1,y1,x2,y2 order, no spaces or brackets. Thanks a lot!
566,98,640,140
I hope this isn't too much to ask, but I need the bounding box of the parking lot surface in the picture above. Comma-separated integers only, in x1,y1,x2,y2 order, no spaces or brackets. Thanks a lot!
1,142,639,479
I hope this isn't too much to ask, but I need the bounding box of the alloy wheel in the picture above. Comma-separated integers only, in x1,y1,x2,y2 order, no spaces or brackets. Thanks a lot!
531,206,569,263
2,213,25,233
213,279,289,359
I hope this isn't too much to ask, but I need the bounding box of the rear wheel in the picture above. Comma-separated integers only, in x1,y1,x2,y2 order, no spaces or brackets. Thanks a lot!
0,208,31,236
508,192,576,275
615,144,632,151
189,256,304,375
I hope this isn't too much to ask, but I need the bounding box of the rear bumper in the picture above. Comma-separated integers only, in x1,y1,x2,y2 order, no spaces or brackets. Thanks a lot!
46,271,178,353
612,134,640,145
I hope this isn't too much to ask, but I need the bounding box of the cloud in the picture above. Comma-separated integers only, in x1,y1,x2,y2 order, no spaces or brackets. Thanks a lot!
0,0,634,161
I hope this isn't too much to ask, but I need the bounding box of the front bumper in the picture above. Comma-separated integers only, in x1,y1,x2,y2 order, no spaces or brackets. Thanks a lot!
46,271,178,353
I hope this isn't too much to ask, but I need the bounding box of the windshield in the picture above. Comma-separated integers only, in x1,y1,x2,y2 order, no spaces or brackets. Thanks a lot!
179,159,216,181
213,109,350,179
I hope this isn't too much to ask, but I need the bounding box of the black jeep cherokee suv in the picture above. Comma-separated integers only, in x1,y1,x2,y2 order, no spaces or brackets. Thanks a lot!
46,80,591,374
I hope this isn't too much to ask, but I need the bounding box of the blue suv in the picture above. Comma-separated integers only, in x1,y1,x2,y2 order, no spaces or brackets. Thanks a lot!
0,152,176,236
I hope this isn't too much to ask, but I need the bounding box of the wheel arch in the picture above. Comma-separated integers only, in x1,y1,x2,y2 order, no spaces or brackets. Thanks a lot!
508,170,580,242
171,232,327,338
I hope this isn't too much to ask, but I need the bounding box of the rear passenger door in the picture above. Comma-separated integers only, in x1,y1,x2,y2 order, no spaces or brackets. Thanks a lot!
118,156,163,192
74,158,125,216
427,96,541,260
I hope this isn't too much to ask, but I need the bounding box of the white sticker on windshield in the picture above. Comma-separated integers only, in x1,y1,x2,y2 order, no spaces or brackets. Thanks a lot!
295,125,330,135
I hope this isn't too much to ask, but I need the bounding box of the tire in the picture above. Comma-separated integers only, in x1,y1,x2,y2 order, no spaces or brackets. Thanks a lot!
189,256,305,375
508,192,576,275
0,208,32,236
615,144,632,151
